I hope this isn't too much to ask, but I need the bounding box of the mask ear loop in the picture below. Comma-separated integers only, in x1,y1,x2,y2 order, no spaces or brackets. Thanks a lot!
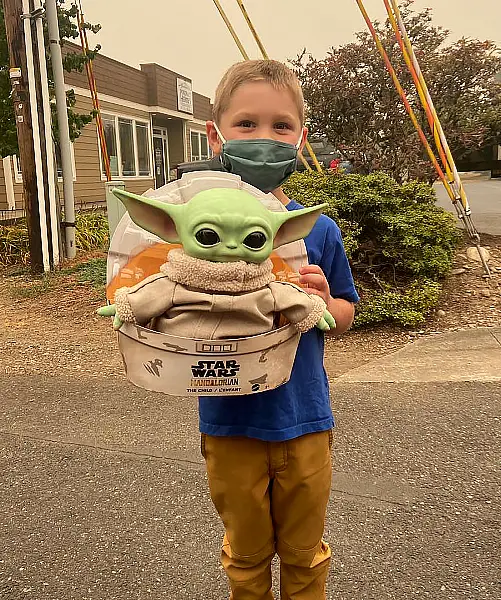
213,122,227,145
295,129,305,150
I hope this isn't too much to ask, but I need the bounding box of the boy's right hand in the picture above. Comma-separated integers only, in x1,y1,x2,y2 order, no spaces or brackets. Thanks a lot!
97,304,123,330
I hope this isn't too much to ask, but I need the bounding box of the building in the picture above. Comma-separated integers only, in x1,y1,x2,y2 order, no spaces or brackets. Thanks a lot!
0,43,213,216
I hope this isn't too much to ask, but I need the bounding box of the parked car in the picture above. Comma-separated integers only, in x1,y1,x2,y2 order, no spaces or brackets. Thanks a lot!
174,156,224,180
297,138,337,171
297,137,354,173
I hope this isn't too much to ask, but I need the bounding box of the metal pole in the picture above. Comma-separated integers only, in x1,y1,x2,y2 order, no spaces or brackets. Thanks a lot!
45,0,76,259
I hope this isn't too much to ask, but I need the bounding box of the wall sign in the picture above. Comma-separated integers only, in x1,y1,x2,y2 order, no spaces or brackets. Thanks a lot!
177,78,193,114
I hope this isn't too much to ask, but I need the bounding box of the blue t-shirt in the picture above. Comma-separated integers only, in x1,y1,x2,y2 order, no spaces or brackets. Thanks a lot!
198,200,360,442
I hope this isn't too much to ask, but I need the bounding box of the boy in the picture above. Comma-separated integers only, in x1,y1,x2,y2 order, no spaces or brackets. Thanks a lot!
201,60,359,600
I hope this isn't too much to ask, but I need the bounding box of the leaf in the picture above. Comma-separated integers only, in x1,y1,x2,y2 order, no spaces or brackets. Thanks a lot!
290,0,501,184
0,1,101,157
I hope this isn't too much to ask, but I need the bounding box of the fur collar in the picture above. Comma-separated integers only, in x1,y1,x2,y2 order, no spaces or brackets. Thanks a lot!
161,248,275,292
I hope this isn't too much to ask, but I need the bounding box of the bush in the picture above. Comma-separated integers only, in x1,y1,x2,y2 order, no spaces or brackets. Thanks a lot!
75,211,109,251
0,210,109,266
284,171,461,327
0,223,30,266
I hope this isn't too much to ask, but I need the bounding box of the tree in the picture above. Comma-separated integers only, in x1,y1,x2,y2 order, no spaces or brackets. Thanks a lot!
0,0,100,158
292,0,501,183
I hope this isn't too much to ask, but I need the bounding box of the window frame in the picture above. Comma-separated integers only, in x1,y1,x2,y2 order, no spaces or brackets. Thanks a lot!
135,121,152,177
99,112,153,180
189,129,210,161
13,146,76,183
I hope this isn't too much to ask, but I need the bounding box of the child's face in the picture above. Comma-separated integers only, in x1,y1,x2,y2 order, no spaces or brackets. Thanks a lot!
207,81,307,155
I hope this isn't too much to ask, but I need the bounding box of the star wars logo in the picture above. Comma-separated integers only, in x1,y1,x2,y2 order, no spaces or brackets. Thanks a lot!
190,359,240,378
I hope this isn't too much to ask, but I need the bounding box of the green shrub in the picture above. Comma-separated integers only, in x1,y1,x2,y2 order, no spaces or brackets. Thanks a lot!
284,171,461,327
354,280,442,327
75,211,109,251
0,211,109,266
0,223,30,266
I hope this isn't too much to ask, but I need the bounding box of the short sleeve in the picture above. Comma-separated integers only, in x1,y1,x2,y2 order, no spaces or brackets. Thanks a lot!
285,201,359,304
318,219,360,303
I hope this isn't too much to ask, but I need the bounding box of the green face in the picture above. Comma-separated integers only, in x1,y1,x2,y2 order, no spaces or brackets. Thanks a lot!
178,190,274,263
112,185,327,265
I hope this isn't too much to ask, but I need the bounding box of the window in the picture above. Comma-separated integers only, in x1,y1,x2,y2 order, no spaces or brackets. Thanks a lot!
190,130,210,161
54,143,76,180
13,155,22,182
100,114,152,178
102,115,119,177
14,146,76,182
136,123,150,176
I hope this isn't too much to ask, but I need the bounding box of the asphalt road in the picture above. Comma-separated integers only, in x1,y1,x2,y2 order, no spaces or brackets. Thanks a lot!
434,178,501,235
1,374,499,599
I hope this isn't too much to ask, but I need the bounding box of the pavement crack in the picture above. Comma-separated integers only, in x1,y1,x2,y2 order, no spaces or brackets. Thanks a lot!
0,430,205,470
330,487,409,507
490,330,501,347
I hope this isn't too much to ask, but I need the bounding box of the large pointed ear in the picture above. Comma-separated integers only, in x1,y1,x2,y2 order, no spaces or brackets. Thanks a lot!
272,203,328,248
112,188,183,243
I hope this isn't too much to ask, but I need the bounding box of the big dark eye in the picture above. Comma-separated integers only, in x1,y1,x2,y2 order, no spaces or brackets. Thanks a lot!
243,231,267,250
195,228,220,246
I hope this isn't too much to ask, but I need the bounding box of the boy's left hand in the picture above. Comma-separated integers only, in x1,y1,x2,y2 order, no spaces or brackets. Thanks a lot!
299,265,331,305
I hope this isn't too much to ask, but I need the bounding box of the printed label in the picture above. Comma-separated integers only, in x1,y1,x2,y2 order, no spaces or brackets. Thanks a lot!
187,359,241,394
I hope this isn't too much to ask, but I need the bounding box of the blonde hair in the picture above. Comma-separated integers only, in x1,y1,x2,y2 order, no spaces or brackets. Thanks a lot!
213,60,305,125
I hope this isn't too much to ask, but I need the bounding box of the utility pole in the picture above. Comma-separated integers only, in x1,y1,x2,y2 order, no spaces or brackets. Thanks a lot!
30,0,54,266
2,0,43,273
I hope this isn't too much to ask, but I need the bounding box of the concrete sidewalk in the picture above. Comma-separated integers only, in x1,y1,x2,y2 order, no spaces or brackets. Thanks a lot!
1,328,500,599
338,327,501,383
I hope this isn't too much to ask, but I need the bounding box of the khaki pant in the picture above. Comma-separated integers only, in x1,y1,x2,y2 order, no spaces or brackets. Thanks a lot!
201,430,333,600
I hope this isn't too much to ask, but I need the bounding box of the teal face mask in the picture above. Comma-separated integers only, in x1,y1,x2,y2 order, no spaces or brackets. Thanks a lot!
214,123,302,193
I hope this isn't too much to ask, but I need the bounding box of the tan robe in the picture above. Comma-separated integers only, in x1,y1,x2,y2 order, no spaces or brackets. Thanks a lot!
114,249,326,339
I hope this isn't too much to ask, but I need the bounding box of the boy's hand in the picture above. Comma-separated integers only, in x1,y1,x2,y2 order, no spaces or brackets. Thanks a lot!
299,265,331,305
97,304,123,330
316,309,336,332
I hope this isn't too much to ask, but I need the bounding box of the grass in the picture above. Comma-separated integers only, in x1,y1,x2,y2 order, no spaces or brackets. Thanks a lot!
10,274,56,299
61,257,107,290
7,256,107,300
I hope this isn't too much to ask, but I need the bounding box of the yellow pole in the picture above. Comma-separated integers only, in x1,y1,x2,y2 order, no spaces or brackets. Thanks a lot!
354,0,456,202
212,0,249,60
233,0,323,172
235,0,269,58
389,0,470,214
382,1,450,176
383,1,487,274
298,152,312,171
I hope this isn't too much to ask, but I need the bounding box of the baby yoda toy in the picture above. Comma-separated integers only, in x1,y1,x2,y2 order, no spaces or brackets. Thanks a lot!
98,187,336,338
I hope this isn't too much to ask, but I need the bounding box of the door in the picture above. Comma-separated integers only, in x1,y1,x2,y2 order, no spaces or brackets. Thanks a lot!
153,136,166,188
153,128,170,188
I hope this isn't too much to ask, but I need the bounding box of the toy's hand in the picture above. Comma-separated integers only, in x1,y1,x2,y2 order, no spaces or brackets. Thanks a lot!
299,265,330,305
316,309,336,332
97,304,123,330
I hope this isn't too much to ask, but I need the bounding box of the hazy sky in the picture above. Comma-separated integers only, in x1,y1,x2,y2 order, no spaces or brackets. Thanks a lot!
78,0,501,100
